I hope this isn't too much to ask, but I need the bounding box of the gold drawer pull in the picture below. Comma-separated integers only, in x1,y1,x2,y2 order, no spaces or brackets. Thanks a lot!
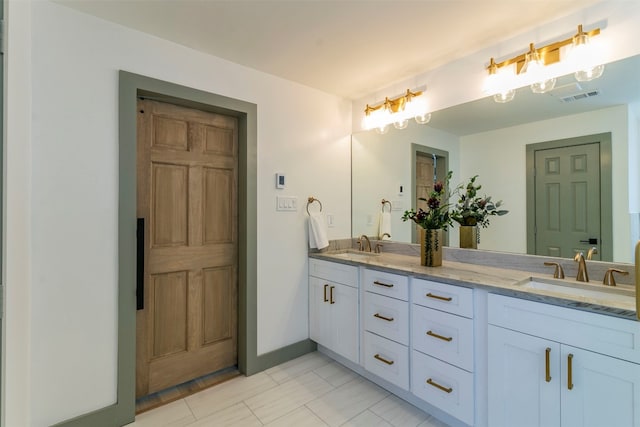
329,286,335,304
426,330,453,342
426,292,452,302
374,354,394,365
374,313,394,322
373,280,394,288
567,353,574,390
323,284,329,302
426,378,453,394
545,347,551,382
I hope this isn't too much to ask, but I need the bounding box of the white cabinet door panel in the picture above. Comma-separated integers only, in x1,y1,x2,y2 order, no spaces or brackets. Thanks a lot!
488,325,561,427
561,345,640,427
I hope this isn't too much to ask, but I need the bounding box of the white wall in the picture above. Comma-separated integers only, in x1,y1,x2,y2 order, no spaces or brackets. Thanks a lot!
459,105,631,262
7,2,352,425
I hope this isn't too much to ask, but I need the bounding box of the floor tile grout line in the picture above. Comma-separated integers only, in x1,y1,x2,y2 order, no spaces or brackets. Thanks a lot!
241,400,265,426
184,373,281,422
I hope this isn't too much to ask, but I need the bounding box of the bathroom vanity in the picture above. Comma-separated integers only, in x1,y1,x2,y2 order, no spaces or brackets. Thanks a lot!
308,250,640,427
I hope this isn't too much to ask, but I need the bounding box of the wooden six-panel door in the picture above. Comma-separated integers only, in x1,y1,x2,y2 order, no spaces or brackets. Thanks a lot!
136,99,238,397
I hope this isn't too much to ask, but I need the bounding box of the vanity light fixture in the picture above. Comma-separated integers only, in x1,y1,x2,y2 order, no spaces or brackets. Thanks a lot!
362,88,431,133
484,24,604,102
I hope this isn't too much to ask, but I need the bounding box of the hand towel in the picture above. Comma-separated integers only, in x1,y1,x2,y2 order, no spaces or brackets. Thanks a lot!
309,212,329,250
379,211,391,240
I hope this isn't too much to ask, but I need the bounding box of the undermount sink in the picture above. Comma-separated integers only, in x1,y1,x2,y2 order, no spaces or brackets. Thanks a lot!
516,277,635,304
329,249,381,260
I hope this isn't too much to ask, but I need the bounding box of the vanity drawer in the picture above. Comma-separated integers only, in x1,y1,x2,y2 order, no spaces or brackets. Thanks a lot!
364,331,409,390
309,258,358,287
364,292,409,345
412,350,474,426
363,269,409,301
412,304,474,371
412,278,474,318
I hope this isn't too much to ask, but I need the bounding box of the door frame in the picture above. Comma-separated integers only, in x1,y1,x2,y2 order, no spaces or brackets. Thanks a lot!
525,133,613,261
410,144,449,245
55,72,315,427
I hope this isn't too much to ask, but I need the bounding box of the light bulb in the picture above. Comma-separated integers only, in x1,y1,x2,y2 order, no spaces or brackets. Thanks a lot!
521,43,556,94
575,64,604,82
374,124,389,135
493,90,515,103
393,119,409,130
414,112,431,125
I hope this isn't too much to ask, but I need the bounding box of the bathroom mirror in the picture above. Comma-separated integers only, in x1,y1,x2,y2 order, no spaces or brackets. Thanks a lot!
352,54,640,263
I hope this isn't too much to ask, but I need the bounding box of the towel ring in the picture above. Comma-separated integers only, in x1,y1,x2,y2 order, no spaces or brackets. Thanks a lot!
307,197,323,215
381,199,392,213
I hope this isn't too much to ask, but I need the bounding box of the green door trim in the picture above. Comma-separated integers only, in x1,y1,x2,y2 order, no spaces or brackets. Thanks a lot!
54,72,314,427
526,132,613,261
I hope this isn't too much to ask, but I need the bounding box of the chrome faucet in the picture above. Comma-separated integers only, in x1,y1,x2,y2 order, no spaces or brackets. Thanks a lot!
358,235,372,252
574,252,589,282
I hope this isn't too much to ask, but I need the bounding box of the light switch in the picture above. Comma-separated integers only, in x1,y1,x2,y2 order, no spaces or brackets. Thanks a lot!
276,196,298,211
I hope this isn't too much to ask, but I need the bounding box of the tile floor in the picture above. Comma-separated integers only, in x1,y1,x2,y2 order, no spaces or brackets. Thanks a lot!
126,351,452,427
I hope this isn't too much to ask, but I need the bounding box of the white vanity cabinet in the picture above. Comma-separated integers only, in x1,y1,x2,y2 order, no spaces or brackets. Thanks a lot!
411,279,475,426
362,269,410,390
309,258,359,364
488,294,640,427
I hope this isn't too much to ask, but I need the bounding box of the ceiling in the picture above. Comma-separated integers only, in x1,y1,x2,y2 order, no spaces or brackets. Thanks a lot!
56,0,603,100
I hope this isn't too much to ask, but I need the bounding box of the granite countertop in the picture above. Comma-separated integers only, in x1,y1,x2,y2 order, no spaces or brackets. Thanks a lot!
310,249,638,320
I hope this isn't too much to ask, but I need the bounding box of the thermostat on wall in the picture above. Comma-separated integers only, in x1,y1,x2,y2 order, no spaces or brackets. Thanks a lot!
276,173,286,189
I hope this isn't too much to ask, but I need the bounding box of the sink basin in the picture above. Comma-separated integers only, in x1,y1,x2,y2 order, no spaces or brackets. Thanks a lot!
328,249,381,260
516,277,635,304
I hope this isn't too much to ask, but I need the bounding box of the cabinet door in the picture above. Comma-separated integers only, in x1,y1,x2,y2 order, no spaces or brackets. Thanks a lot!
488,326,561,427
309,277,330,347
561,345,640,427
329,282,359,363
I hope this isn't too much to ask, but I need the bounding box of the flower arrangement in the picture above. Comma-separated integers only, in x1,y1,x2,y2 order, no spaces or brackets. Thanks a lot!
401,171,454,231
450,175,508,227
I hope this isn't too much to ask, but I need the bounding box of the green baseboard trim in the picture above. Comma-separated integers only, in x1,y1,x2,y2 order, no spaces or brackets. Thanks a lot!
51,403,133,427
246,339,317,376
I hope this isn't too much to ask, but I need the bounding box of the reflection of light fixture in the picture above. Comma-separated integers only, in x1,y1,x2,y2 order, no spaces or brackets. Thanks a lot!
363,88,430,132
521,43,556,93
483,24,603,103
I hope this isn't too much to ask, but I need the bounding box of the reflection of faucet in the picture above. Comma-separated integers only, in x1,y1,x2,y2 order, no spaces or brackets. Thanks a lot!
382,232,391,240
587,247,598,260
574,252,589,282
603,268,629,286
358,235,372,252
